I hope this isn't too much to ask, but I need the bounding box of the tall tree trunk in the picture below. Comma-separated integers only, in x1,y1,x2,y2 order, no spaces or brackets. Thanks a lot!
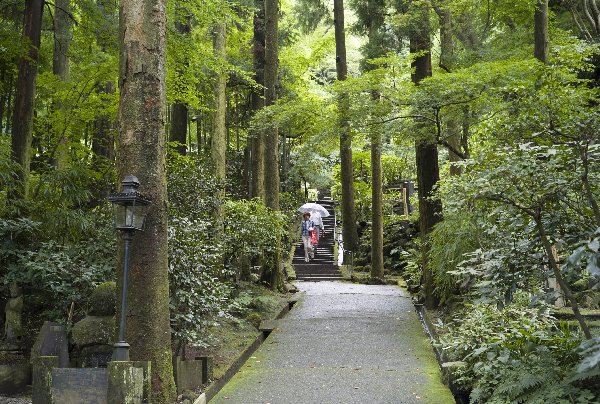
117,0,176,401
169,9,190,155
250,0,265,200
370,93,384,280
10,0,43,200
411,2,442,309
0,67,6,134
211,21,227,256
92,0,116,166
263,0,282,289
53,0,72,169
435,3,462,175
170,103,188,154
264,0,279,211
92,82,116,162
363,0,385,280
334,0,359,256
5,76,14,135
534,0,549,63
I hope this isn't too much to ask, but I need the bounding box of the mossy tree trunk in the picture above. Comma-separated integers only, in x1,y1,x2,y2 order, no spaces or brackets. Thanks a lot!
534,0,549,64
435,4,463,176
334,0,359,257
410,2,442,309
92,0,117,167
250,0,265,200
370,105,384,280
211,21,227,261
362,0,386,280
10,0,43,200
53,0,72,169
263,0,282,289
169,7,190,155
117,0,176,402
264,0,279,211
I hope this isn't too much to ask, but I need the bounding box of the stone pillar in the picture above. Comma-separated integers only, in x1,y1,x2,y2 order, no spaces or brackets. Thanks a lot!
107,361,144,404
132,361,152,403
32,356,58,404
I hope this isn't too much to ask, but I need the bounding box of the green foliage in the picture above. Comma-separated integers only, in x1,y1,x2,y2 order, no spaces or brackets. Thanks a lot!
166,151,231,346
429,212,479,304
224,199,288,270
3,233,116,321
436,300,594,402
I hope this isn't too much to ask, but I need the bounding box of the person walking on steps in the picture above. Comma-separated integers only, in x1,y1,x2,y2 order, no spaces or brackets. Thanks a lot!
301,212,315,262
310,211,323,244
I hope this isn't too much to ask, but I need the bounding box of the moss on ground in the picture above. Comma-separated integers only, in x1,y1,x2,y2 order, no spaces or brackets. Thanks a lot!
190,283,288,383
399,305,455,403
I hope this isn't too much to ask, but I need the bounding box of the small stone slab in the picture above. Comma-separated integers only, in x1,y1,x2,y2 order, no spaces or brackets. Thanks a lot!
174,356,203,395
31,322,69,368
258,320,278,332
52,368,108,404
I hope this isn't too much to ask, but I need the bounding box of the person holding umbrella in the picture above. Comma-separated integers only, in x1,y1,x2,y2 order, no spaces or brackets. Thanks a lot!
311,211,323,245
301,212,315,262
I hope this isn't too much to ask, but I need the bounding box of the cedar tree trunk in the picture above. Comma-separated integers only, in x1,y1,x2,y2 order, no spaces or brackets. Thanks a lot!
534,0,549,63
117,0,176,401
250,0,265,200
411,3,442,309
10,0,43,199
211,21,227,249
53,0,72,169
334,0,359,255
263,0,282,289
169,10,190,155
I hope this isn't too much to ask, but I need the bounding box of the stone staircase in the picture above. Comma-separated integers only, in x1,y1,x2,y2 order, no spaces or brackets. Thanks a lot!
293,200,341,281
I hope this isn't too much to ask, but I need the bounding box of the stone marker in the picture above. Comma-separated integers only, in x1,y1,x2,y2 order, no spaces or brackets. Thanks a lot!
71,282,116,368
52,367,108,404
31,321,69,368
32,355,58,404
174,356,204,395
3,282,24,345
107,361,144,404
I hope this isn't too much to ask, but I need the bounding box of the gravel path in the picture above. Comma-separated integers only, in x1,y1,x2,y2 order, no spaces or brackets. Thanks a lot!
0,395,31,404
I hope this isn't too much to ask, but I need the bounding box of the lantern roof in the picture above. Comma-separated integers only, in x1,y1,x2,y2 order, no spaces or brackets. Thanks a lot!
108,175,151,205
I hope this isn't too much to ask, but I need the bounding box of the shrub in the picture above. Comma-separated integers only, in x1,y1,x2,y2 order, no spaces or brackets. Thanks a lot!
435,300,594,402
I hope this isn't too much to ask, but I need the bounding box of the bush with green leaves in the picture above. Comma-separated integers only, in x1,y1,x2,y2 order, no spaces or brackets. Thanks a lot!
436,301,595,402
223,199,288,273
166,151,233,346
168,216,232,347
1,218,116,320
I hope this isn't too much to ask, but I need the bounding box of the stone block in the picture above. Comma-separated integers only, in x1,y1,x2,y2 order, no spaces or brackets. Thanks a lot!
174,356,203,395
131,361,151,403
31,322,69,368
32,355,58,404
0,363,31,394
107,361,144,404
51,368,108,404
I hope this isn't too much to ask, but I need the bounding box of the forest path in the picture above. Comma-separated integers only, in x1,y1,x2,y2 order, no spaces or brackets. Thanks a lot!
209,282,453,403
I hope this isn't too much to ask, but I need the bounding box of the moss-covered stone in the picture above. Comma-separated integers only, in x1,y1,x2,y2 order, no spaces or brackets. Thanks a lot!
245,312,262,329
72,316,115,346
89,282,117,316
107,361,144,403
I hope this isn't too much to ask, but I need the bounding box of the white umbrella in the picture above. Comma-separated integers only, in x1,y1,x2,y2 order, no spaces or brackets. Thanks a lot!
298,202,330,217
